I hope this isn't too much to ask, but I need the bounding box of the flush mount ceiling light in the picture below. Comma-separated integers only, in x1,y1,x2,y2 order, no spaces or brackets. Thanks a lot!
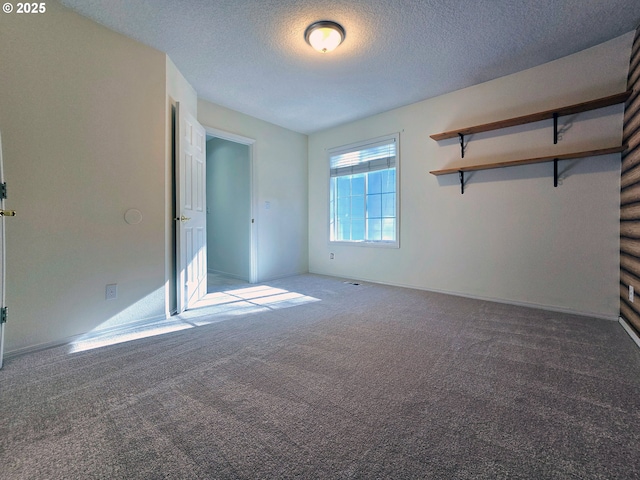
304,21,345,53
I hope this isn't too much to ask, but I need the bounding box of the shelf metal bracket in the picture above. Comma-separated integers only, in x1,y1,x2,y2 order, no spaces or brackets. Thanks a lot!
459,170,465,194
553,113,558,144
458,133,465,158
553,159,558,187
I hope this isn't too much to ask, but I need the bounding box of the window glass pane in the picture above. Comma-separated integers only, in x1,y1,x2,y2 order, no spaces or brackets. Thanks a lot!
351,195,365,219
367,193,382,218
337,176,351,196
329,201,335,240
338,197,350,219
382,193,395,217
382,218,395,241
337,220,350,241
381,169,395,193
352,174,365,196
335,220,341,240
352,219,365,241
367,219,382,240
368,171,382,194
367,218,382,241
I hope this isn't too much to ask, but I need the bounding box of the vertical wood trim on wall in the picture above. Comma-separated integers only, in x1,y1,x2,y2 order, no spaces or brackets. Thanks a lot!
620,26,640,333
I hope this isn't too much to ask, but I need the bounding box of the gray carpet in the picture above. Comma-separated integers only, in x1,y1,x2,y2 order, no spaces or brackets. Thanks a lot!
1,274,639,479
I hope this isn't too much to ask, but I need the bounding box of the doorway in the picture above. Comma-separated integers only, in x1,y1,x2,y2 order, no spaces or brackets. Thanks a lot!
170,114,257,314
204,128,256,292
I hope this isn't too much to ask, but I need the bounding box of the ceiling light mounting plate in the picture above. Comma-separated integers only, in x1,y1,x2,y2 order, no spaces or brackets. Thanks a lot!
305,20,345,53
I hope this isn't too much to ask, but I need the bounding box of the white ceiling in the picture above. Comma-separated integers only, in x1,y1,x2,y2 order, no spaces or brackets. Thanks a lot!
59,0,640,134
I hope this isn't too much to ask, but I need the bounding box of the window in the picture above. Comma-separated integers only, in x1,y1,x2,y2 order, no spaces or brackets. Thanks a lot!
329,134,399,246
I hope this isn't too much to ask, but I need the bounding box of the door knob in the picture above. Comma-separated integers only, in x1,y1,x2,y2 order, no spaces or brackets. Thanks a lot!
0,210,16,217
174,215,191,222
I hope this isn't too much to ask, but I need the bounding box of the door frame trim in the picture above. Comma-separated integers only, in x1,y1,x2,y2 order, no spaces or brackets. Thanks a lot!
0,131,6,369
204,126,258,284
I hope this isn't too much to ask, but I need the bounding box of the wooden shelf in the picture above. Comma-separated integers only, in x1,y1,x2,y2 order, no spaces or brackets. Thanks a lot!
430,145,627,194
430,90,632,142
429,145,627,176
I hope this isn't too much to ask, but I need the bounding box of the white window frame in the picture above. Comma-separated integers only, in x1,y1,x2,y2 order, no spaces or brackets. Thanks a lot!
328,133,400,248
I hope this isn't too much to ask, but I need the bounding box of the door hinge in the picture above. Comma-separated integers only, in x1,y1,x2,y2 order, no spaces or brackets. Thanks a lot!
0,183,6,200
0,307,7,324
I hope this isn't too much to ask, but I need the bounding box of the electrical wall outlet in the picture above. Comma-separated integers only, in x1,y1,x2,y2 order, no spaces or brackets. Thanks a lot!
630,285,634,303
106,284,117,300
330,253,334,259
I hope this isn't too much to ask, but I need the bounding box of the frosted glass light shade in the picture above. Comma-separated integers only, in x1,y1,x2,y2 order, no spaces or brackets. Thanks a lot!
305,21,345,53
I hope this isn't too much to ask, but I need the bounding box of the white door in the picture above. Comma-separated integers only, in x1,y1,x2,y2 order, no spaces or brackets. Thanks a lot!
176,103,207,313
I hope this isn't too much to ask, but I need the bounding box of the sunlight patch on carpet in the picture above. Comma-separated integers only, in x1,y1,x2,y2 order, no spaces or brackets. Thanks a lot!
69,286,320,353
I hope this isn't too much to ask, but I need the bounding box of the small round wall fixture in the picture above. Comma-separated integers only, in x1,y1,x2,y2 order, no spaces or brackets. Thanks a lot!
304,21,345,53
124,208,143,225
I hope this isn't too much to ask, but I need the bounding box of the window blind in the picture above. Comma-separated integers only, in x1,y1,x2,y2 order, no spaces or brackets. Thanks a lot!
329,137,396,177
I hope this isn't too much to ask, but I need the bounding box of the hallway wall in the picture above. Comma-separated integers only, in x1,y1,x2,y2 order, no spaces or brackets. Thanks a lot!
206,138,251,281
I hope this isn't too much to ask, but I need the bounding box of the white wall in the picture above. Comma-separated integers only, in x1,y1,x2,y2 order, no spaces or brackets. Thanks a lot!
309,33,634,319
198,101,309,282
206,138,251,280
0,1,306,353
0,3,628,354
166,56,198,117
0,2,167,352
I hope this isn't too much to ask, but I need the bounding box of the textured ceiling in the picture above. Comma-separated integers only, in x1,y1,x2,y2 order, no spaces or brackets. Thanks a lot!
59,0,640,134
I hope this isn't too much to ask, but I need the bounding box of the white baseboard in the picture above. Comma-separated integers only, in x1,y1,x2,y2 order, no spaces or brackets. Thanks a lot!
309,269,618,321
208,269,248,281
258,270,310,283
5,313,168,359
5,334,83,359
